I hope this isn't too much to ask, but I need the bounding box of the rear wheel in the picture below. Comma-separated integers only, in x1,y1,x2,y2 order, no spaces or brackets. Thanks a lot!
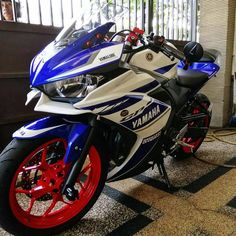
173,94,211,159
0,137,107,236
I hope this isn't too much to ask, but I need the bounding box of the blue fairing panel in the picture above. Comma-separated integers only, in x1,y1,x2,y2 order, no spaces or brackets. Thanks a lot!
30,22,120,86
178,61,220,78
154,63,177,74
13,116,89,164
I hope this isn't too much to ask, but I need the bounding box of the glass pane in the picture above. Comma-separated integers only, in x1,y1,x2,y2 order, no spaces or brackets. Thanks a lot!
27,0,40,24
62,0,73,26
40,0,52,26
17,0,28,23
51,0,63,27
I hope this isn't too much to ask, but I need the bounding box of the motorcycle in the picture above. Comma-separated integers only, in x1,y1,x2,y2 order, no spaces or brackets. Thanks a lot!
0,2,220,236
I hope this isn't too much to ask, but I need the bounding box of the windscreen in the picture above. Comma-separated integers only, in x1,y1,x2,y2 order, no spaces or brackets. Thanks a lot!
55,1,128,47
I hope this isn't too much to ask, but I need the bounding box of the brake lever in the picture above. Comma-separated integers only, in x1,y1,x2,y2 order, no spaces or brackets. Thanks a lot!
147,32,154,40
161,48,175,61
138,35,146,46
153,35,166,46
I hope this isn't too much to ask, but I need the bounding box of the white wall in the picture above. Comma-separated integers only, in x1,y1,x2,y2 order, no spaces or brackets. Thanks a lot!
200,0,236,127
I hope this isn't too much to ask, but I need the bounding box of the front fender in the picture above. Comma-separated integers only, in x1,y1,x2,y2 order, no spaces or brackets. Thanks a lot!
13,116,90,164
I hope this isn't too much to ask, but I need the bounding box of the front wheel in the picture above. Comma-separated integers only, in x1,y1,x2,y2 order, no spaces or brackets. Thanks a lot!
0,137,108,236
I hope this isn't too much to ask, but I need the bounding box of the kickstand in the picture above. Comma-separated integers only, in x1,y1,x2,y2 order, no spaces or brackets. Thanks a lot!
157,164,163,176
157,159,172,189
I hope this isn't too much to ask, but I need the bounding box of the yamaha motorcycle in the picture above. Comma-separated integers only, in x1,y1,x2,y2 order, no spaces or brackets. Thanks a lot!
0,2,220,236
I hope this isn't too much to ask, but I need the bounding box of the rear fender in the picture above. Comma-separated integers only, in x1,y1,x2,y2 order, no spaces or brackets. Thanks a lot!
13,116,90,164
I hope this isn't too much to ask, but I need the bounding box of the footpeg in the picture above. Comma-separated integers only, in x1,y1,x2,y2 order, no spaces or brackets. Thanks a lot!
176,140,194,153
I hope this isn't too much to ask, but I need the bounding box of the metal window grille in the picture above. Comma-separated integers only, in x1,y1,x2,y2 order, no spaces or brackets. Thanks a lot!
0,0,199,41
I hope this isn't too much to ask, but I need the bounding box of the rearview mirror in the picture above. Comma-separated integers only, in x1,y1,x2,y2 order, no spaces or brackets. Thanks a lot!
183,42,204,62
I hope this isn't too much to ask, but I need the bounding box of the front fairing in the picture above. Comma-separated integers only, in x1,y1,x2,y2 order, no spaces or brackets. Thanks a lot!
30,22,121,87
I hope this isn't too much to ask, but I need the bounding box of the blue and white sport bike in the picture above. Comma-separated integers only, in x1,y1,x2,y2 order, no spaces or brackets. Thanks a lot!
0,2,220,236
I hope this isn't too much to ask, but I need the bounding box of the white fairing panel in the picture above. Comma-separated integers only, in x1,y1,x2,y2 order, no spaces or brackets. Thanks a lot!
129,43,179,79
34,93,88,115
74,70,171,138
13,125,65,138
75,70,159,102
34,69,171,139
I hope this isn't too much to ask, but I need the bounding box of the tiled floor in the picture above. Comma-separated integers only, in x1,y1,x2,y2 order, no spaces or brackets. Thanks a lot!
0,130,236,235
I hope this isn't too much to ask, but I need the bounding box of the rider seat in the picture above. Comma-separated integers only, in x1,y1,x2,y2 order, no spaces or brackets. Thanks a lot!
177,69,209,89
199,49,220,62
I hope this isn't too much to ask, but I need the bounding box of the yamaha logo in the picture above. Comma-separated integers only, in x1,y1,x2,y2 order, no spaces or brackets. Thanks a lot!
132,105,161,129
146,53,153,61
120,110,129,117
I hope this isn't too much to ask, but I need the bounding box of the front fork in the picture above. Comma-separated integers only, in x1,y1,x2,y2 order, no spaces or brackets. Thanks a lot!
62,116,98,201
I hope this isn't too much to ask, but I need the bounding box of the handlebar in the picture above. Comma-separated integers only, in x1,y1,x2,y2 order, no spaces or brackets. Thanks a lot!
117,29,201,70
148,35,185,61
123,34,185,62
161,43,185,61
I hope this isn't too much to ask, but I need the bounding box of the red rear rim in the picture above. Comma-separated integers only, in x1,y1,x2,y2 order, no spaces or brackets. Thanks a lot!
182,103,210,154
9,138,101,229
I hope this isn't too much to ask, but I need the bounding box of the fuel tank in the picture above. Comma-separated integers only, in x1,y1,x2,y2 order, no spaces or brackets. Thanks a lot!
129,43,179,79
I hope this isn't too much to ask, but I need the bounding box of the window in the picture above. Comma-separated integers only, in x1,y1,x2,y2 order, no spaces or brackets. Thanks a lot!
0,0,199,41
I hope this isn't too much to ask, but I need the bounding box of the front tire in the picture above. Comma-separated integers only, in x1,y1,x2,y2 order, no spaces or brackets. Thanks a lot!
0,137,108,236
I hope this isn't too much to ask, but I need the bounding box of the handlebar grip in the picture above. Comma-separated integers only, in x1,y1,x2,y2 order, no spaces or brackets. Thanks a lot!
151,35,185,61
162,43,185,61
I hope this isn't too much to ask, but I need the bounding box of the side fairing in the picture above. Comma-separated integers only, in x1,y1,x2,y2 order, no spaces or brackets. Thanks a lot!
74,70,171,138
72,70,171,181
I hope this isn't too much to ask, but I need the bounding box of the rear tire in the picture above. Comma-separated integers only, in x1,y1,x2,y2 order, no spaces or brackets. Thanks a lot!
173,93,211,159
0,137,108,236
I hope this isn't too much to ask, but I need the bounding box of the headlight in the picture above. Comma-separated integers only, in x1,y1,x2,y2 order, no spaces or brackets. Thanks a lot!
41,74,104,101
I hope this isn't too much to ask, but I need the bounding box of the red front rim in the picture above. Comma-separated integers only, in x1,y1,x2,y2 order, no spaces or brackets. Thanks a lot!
182,104,210,154
9,138,101,229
